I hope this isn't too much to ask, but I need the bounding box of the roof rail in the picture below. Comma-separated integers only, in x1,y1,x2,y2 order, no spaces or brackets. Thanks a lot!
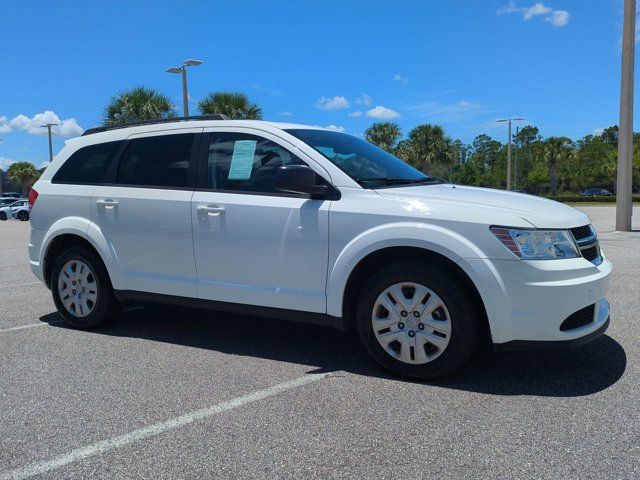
81,114,230,136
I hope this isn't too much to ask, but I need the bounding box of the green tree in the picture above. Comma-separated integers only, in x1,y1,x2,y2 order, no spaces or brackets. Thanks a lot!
543,137,573,198
104,86,176,125
364,122,402,152
7,162,40,196
198,92,262,119
399,124,451,174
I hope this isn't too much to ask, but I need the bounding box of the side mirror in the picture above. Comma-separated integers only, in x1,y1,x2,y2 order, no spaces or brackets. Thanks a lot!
276,165,328,198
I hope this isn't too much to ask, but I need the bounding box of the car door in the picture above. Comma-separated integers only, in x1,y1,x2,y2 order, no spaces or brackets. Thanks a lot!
192,128,332,313
92,129,201,297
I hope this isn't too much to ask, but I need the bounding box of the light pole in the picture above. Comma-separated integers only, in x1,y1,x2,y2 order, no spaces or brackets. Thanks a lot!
616,0,635,231
41,123,58,162
496,117,525,190
165,59,203,117
514,126,520,190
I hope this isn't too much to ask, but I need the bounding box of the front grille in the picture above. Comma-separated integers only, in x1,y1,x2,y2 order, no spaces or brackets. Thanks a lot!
560,304,596,331
582,246,599,262
570,225,593,241
570,224,602,265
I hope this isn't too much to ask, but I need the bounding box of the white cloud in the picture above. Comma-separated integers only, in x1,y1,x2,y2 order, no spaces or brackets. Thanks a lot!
278,111,294,117
354,94,373,106
10,111,83,137
348,111,363,117
0,116,11,133
522,3,552,20
497,2,569,27
325,125,346,132
546,10,570,26
405,99,485,123
315,96,349,110
366,106,401,119
0,157,15,170
592,128,605,135
393,73,409,83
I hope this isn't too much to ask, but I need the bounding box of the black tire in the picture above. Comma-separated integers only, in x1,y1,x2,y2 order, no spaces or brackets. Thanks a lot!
51,246,120,328
355,261,479,380
0,211,6,221
17,210,29,221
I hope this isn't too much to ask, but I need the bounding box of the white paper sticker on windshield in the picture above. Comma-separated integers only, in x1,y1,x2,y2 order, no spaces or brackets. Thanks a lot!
228,140,257,180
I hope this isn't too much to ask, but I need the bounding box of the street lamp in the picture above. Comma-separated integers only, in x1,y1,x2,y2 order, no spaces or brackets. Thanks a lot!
41,123,58,162
496,117,525,190
165,59,203,117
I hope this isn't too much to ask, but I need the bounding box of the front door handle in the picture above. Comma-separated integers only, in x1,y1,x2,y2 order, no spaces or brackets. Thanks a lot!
197,205,226,216
96,199,118,209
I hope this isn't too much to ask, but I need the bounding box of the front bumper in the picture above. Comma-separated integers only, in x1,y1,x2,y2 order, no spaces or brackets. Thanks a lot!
461,256,612,345
494,299,610,351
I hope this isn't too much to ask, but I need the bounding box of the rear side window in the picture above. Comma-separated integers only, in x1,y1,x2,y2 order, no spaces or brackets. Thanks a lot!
117,134,194,188
52,141,123,184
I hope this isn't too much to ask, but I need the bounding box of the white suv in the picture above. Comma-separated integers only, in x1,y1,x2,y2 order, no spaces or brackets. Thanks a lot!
28,117,612,379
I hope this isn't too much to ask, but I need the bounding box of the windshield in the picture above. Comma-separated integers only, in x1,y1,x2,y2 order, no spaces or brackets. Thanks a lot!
285,129,433,188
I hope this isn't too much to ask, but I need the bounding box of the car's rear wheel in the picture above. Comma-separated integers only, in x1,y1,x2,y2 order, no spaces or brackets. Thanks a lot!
51,246,119,328
0,211,6,221
355,261,479,379
16,210,29,221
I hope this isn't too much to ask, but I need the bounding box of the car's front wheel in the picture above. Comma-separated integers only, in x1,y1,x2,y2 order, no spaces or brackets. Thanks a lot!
0,211,6,221
51,246,119,328
355,261,479,379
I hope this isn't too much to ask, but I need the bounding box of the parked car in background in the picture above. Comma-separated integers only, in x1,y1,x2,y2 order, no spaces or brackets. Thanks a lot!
0,197,20,207
28,117,612,379
0,199,29,221
1,192,22,199
580,188,613,197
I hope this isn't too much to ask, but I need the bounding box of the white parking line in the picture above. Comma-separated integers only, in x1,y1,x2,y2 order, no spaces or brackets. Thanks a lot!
0,321,62,333
0,372,331,480
0,282,40,289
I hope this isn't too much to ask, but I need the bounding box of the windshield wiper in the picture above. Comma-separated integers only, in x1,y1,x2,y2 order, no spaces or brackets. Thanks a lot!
355,177,442,187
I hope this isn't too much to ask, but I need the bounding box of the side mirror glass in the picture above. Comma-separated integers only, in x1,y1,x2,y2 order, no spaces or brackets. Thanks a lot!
276,165,327,198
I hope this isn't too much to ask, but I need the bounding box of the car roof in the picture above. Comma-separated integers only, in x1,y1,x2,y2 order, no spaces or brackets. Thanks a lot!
71,118,330,148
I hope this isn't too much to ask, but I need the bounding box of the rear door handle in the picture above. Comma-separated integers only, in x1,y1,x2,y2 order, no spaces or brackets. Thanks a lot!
197,205,225,216
96,199,118,209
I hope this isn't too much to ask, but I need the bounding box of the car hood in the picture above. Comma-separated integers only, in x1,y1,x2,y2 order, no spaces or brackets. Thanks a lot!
374,184,590,229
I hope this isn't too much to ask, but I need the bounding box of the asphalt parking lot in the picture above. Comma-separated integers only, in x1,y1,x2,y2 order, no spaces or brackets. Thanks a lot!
1,207,639,479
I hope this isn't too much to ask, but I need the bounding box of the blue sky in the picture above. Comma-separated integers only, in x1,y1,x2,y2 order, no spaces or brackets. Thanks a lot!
0,0,634,168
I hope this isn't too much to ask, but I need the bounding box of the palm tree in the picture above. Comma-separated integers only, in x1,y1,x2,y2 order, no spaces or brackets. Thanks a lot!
543,136,573,198
104,86,176,125
401,124,451,174
197,92,262,119
364,122,402,152
7,162,40,196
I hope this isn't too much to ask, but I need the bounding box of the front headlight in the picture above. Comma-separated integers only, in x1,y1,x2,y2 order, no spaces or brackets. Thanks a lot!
490,227,579,260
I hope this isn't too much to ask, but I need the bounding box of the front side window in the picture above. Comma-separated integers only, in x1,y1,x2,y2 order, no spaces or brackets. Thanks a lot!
117,134,194,188
206,133,305,193
52,141,123,184
285,129,434,188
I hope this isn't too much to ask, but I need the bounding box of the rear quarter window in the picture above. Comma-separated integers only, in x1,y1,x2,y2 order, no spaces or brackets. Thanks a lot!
52,141,123,184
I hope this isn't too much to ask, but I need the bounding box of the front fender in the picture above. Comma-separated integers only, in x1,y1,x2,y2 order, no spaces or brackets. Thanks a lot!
326,222,488,318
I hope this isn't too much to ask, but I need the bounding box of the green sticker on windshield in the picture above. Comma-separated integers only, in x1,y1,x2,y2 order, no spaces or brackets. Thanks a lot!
228,140,257,180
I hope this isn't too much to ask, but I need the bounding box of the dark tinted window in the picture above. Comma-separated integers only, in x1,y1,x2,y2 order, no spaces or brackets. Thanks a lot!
207,133,305,193
52,141,123,184
117,134,194,188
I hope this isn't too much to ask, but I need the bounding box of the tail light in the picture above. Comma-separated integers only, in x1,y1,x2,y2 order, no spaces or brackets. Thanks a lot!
28,188,38,211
